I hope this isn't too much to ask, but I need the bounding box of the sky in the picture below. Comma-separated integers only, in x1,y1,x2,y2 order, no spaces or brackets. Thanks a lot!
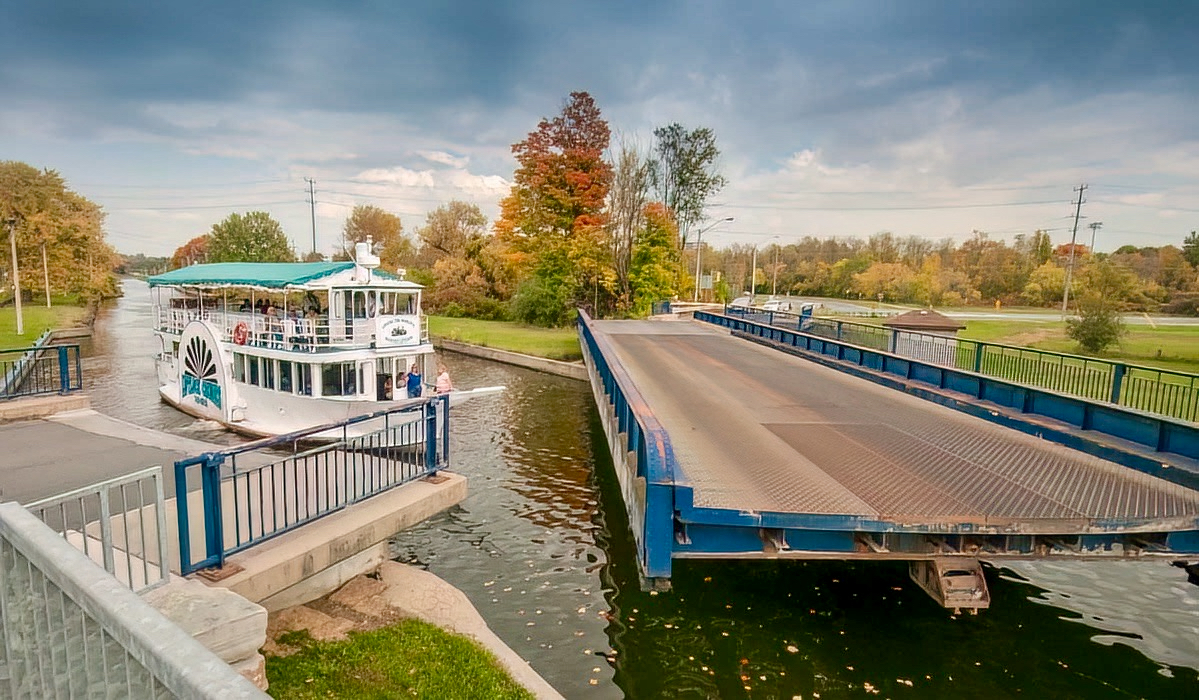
2,1,1197,257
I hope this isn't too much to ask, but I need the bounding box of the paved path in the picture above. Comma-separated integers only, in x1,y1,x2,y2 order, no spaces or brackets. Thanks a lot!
594,319,1199,529
0,409,216,504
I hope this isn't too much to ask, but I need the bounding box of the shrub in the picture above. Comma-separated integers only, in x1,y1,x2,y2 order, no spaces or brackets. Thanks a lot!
1066,298,1125,353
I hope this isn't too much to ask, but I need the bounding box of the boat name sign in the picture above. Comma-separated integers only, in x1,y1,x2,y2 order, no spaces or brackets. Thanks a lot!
376,315,420,347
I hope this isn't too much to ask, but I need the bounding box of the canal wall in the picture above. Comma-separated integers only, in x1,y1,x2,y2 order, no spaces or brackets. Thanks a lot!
435,338,587,381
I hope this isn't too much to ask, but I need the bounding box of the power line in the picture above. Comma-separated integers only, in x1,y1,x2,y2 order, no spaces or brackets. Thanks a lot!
714,199,1065,212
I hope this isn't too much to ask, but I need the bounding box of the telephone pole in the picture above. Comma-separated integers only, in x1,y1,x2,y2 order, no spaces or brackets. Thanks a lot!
6,216,23,336
305,177,317,256
1061,183,1087,313
1088,221,1103,253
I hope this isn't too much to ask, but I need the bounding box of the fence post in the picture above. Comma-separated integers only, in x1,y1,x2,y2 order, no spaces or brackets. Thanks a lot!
175,459,192,574
57,345,70,394
201,455,225,569
835,320,843,341
425,400,438,473
973,342,984,373
1110,363,1127,405
887,329,898,354
440,393,450,468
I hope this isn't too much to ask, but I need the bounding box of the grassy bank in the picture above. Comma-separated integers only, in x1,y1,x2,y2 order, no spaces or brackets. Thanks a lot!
0,304,88,349
959,320,1199,374
428,316,581,361
265,622,534,700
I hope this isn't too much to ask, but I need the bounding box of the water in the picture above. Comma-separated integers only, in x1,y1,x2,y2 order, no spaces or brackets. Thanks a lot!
89,279,1199,698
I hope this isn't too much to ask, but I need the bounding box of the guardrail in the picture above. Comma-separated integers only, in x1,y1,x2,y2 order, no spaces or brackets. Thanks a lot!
702,310,1199,490
577,309,676,582
725,304,1199,423
24,467,169,593
0,334,83,400
174,396,450,575
0,502,266,698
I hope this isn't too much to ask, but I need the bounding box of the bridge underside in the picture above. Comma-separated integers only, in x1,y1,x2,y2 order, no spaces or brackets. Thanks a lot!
591,319,1199,563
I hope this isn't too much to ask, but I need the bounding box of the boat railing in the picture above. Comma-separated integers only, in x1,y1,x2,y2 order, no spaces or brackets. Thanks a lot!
154,307,427,352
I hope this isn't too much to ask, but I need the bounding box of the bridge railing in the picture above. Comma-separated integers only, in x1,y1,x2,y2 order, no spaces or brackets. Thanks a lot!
0,502,266,698
174,396,449,575
0,333,83,400
577,310,676,582
724,304,1199,423
24,467,170,593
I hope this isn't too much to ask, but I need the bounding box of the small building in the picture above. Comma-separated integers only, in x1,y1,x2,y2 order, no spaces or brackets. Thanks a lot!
882,309,966,337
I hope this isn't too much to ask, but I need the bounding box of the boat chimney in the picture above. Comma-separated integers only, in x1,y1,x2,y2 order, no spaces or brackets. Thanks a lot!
354,235,380,282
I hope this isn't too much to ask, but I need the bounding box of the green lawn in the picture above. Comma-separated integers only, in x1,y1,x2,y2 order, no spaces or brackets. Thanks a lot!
0,303,88,350
265,622,535,700
959,320,1199,374
428,316,581,361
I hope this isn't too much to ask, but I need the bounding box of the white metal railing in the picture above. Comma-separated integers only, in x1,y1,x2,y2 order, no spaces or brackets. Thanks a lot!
154,308,427,352
24,467,170,593
0,502,267,699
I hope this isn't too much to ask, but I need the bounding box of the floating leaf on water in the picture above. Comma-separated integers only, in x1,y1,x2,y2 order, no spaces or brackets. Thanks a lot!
786,645,799,653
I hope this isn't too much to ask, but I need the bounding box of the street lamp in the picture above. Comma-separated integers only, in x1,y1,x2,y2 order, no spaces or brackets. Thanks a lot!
5,215,22,336
693,217,734,302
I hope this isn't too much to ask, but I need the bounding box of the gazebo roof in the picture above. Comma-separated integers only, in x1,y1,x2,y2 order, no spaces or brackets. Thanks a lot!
881,308,966,332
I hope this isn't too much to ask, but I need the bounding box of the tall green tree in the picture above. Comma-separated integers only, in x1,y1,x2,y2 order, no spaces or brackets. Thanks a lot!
649,123,727,248
628,203,681,315
1183,231,1199,267
206,212,295,263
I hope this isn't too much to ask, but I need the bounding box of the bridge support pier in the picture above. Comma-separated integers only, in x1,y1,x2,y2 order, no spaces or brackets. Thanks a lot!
909,558,991,615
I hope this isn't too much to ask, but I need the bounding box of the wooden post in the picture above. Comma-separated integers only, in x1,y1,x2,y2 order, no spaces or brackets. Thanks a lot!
7,218,22,335
41,242,51,308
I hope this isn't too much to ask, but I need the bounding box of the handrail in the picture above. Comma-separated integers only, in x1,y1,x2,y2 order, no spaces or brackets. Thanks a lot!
174,395,450,575
725,304,1199,423
0,335,83,400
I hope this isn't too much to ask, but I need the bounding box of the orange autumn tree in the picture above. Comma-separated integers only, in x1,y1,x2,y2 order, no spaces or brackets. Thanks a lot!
496,91,613,325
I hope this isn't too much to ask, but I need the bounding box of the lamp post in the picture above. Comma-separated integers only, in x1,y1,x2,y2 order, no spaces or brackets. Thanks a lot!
6,216,23,336
693,217,734,302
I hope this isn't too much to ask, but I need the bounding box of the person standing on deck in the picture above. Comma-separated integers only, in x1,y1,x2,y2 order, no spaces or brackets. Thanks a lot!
435,364,453,394
406,364,423,398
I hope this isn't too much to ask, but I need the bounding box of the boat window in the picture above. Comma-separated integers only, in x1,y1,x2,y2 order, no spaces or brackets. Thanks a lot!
358,362,366,395
280,361,293,393
297,363,312,396
331,291,343,319
353,291,367,319
321,362,356,396
248,355,260,386
263,358,275,390
233,353,246,383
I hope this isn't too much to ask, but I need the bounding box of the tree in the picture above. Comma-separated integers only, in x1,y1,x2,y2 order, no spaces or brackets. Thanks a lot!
206,212,295,263
417,200,488,264
649,123,727,247
417,202,509,318
0,161,118,300
1066,299,1124,353
1022,262,1066,307
170,235,210,269
607,143,651,310
496,91,613,325
338,204,411,270
627,203,681,315
1183,231,1199,267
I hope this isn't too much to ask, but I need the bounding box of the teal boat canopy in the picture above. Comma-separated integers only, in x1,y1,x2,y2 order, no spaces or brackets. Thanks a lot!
147,262,397,289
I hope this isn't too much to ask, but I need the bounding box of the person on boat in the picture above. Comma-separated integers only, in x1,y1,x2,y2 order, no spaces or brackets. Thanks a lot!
381,375,393,400
435,364,453,394
406,365,422,398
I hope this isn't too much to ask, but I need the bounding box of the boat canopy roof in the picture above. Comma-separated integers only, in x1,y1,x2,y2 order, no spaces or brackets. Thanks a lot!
148,262,415,291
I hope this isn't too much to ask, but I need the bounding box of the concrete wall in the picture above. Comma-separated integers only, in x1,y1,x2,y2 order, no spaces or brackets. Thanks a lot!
435,338,587,381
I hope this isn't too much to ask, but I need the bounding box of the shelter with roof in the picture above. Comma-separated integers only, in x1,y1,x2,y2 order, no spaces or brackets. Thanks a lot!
881,309,966,336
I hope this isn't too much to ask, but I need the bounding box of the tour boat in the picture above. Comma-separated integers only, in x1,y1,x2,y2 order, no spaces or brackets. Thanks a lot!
147,240,502,441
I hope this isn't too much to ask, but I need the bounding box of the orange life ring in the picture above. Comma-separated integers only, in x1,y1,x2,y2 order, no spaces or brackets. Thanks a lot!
233,322,249,345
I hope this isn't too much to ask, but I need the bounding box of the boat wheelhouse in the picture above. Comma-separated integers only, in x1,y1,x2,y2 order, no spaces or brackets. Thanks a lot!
147,242,500,439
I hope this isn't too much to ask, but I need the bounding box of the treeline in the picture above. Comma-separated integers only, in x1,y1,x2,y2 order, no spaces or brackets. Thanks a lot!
1,161,120,301
699,230,1199,313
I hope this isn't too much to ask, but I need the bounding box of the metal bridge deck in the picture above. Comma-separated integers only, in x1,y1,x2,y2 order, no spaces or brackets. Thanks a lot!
593,319,1199,530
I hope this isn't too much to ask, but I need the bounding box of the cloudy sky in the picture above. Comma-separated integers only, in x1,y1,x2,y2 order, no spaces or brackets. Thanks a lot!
2,1,1197,257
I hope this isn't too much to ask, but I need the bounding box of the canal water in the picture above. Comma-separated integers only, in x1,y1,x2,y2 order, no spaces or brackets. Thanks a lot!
87,279,1199,699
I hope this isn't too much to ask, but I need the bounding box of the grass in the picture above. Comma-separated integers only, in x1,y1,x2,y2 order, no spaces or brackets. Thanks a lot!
264,622,535,700
0,303,88,350
959,319,1199,374
427,316,581,361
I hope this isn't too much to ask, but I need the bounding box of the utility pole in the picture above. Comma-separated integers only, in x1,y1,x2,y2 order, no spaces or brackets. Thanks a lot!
772,241,781,297
1061,183,1087,313
1088,221,1103,253
692,217,734,302
305,177,317,256
749,245,758,301
6,217,23,336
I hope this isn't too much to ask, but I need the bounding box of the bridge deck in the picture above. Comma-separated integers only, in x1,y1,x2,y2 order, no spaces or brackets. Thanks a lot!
594,319,1199,530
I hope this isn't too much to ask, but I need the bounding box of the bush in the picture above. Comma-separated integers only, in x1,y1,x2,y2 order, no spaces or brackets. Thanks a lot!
510,275,572,327
1066,299,1125,353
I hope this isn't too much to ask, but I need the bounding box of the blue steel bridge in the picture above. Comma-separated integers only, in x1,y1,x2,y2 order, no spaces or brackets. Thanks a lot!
578,309,1199,610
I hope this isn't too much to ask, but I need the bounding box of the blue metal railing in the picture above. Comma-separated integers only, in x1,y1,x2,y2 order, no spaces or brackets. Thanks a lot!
701,310,1199,491
577,309,677,581
174,396,450,575
0,333,83,400
724,304,1199,423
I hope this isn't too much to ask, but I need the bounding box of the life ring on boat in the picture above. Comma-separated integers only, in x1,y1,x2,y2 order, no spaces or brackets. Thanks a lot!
232,322,250,345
